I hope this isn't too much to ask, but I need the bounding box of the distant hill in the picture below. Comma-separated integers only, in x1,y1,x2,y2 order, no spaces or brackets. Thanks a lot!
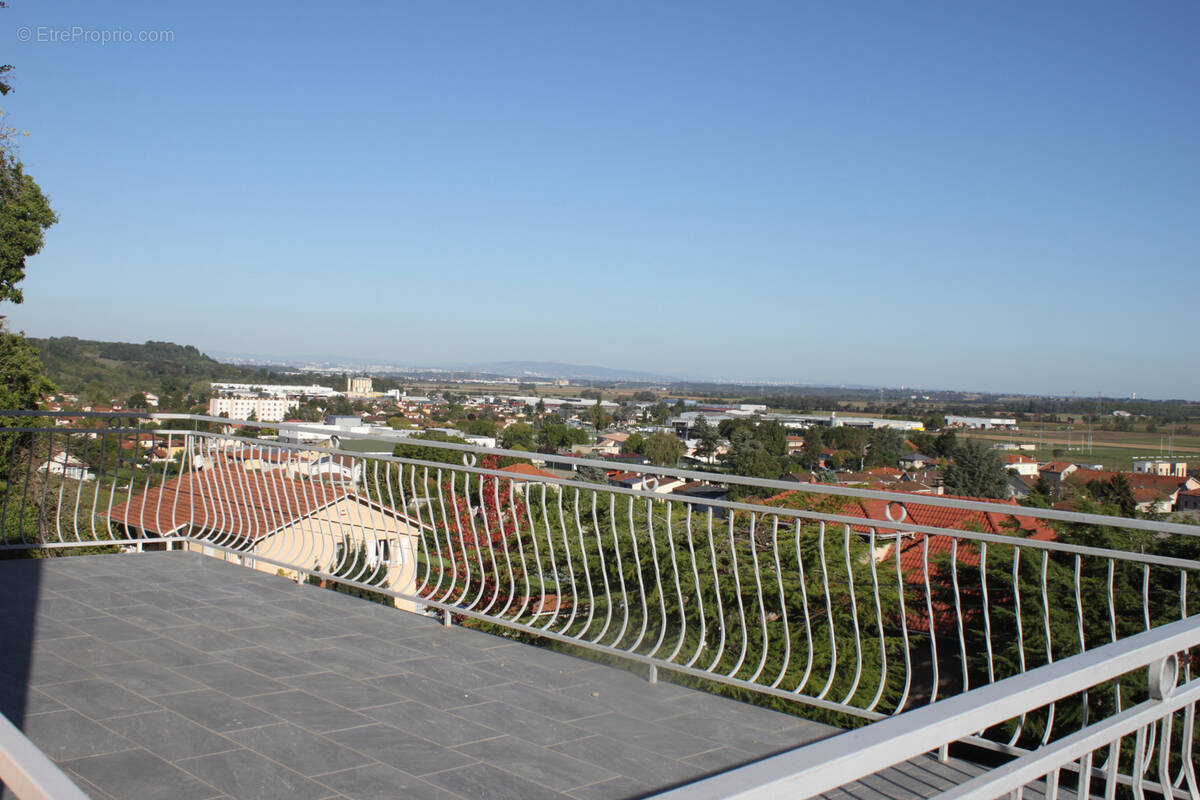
29,337,281,404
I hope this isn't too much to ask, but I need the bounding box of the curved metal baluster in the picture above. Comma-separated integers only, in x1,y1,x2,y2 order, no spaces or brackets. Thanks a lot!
725,510,751,679
47,431,64,542
1008,546,1028,747
432,467,459,607
816,522,838,700
535,483,562,632
89,432,109,542
1074,554,1089,728
662,500,690,665
513,478,542,623
475,469,505,616
486,473,516,618
567,488,595,637
683,506,708,669
950,538,969,695
791,519,815,695
1103,738,1120,800
922,536,939,704
1132,726,1148,800
768,515,792,689
626,495,650,652
864,529,889,712
980,542,995,685
1039,550,1056,746
412,465,440,601
446,468,477,608
550,486,579,635
888,533,912,714
495,477,523,620
607,492,631,648
840,524,864,707
643,498,670,659
0,431,17,543
588,490,612,643
744,513,772,684
1106,559,1123,727
703,509,727,674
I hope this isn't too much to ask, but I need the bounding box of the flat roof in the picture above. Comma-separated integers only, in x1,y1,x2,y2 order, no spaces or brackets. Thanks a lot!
0,552,987,799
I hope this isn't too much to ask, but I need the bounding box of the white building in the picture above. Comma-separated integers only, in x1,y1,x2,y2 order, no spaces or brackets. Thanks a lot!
39,452,95,481
1003,454,1040,477
347,376,373,394
1132,459,1188,477
211,383,340,399
944,415,1018,430
207,396,297,422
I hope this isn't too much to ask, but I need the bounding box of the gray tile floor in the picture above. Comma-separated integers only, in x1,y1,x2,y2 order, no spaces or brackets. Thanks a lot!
0,552,984,800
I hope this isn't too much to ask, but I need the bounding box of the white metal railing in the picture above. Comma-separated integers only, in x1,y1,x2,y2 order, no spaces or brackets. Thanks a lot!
1,411,1198,792
0,712,90,800
652,615,1199,800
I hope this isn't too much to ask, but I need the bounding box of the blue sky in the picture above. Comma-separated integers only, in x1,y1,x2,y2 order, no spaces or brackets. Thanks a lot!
3,1,1198,398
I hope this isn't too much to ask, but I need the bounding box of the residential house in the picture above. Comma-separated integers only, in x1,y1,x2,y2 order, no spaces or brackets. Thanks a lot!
1002,454,1039,477
1062,469,1200,514
38,452,95,482
103,466,428,611
1038,462,1078,490
1176,488,1200,514
608,472,688,494
899,453,936,470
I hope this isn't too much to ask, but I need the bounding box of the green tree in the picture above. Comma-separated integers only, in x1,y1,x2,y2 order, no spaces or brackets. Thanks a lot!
127,392,149,410
589,398,607,430
723,429,781,484
922,413,946,431
644,432,685,466
942,439,1008,498
623,432,645,454
692,415,721,460
0,87,57,419
1088,474,1138,517
0,329,53,413
798,426,825,470
500,422,535,450
0,161,57,305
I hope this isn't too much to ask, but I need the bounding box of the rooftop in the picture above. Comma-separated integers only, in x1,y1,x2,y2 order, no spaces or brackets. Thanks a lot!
0,552,991,800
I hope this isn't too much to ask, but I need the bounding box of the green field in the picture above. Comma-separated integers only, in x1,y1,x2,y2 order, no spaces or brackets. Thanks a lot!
959,427,1199,471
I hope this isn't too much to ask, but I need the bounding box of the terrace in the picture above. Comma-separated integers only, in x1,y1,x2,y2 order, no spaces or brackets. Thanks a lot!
1,413,1197,800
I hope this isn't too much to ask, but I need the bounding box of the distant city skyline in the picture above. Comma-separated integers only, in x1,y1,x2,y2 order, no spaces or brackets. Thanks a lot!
4,1,1198,399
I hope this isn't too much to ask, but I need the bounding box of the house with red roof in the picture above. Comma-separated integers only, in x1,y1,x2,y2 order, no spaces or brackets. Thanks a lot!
104,466,429,610
766,488,1057,635
1062,469,1199,513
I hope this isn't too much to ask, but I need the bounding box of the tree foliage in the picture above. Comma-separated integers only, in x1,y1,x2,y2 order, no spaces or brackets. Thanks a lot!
644,432,685,466
942,439,1008,498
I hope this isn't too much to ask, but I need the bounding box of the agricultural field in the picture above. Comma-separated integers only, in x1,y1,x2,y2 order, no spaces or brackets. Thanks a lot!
958,426,1200,471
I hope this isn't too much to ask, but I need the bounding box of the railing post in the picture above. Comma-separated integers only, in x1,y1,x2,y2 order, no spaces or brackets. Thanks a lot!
443,609,453,628
648,664,658,685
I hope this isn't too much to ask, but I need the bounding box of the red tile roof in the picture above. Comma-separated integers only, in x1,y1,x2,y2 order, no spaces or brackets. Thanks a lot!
104,466,346,539
499,463,560,481
764,489,1058,634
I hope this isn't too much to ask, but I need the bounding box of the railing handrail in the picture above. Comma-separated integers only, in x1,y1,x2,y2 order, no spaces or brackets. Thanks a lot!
649,614,1200,800
9,409,1198,537
930,678,1200,800
154,411,1200,537
0,712,90,800
131,427,1199,570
